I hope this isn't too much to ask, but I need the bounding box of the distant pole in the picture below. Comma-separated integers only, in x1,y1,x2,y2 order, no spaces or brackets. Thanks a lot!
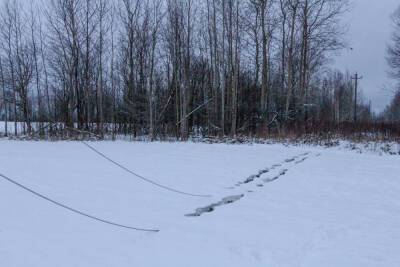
351,73,363,123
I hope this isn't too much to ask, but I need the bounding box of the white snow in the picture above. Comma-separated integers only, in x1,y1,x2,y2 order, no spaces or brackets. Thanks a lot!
0,140,399,267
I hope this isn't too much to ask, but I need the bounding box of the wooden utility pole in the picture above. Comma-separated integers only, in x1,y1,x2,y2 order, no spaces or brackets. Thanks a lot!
351,73,363,123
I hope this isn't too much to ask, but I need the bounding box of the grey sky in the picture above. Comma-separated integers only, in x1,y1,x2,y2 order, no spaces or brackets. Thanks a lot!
334,0,399,113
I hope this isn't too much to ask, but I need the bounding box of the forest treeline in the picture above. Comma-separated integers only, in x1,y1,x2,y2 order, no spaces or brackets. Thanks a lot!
0,0,397,140
385,5,400,126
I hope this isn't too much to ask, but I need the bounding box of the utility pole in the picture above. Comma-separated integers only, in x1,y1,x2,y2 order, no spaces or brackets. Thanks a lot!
351,73,363,123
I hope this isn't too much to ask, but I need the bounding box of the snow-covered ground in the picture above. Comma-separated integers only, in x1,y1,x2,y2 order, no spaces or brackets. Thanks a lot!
0,140,399,267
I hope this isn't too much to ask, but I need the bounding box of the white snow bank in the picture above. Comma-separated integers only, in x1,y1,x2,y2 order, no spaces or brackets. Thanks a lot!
0,141,399,266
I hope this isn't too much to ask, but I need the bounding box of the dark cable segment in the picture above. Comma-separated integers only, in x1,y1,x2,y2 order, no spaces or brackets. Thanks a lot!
0,173,160,232
82,141,212,198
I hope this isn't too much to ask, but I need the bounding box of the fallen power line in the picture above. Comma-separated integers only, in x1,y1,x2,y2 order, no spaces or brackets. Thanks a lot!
82,141,212,198
176,97,215,126
0,172,160,232
64,127,212,197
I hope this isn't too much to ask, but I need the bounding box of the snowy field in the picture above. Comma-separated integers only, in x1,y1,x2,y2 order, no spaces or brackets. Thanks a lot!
0,140,399,267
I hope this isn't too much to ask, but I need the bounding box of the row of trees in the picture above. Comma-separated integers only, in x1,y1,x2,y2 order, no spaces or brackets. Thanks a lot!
385,5,400,123
0,0,374,139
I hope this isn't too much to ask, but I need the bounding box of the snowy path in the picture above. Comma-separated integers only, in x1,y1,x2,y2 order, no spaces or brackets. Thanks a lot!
0,141,399,267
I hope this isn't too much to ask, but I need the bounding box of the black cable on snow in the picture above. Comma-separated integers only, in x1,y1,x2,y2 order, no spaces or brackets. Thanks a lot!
0,173,159,232
82,141,212,198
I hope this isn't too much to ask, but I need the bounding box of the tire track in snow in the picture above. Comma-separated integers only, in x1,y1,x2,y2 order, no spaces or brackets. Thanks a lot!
235,152,311,188
186,152,314,217
185,195,244,217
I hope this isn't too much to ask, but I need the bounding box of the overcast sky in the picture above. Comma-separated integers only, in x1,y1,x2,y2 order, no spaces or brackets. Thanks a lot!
334,0,399,113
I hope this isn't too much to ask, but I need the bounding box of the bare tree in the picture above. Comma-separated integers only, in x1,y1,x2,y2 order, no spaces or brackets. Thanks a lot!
0,0,354,138
0,57,7,136
0,0,34,134
30,3,43,133
388,6,400,82
284,0,299,115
